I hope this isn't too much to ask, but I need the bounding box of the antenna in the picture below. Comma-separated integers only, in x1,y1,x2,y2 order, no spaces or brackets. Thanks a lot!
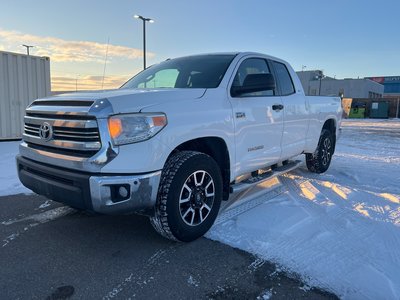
101,37,110,90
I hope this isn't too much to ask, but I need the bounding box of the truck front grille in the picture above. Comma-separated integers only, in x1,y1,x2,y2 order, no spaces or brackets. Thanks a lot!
22,100,102,158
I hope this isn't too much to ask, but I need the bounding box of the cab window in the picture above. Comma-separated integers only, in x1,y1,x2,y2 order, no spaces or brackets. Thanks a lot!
271,61,295,95
231,58,275,97
137,69,179,88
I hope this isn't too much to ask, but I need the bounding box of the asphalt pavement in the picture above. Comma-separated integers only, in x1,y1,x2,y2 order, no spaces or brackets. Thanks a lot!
0,193,338,299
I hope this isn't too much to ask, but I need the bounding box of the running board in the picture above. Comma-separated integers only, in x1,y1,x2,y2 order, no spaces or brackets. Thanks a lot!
230,160,302,194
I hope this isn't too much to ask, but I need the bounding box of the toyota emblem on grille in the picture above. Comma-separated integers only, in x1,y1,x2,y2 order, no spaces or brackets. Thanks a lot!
39,122,53,141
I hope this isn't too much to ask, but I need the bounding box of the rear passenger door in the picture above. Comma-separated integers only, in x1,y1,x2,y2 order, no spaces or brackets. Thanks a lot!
271,60,308,158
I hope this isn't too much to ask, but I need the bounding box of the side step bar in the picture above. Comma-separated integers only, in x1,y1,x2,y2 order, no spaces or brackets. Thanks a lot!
230,160,302,194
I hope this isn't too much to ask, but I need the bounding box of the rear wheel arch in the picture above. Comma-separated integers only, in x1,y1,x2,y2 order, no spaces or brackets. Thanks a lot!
322,118,337,153
306,129,334,174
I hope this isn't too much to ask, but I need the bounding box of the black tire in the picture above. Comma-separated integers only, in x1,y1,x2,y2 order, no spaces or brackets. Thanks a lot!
306,129,334,174
150,151,223,242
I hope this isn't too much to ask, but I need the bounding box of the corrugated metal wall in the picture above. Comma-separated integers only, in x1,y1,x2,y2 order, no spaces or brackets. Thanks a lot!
0,51,51,140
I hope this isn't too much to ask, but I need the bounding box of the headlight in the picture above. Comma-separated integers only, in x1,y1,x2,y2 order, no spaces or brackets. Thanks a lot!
108,113,167,145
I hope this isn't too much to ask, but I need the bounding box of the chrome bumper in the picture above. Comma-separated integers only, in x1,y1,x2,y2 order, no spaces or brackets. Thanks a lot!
17,155,161,216
89,171,161,215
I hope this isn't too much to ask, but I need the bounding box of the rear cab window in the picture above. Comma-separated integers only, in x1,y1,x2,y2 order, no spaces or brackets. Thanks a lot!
271,61,295,96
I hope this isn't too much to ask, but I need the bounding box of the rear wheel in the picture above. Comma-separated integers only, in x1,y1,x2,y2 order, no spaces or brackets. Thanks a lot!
306,129,334,174
150,151,222,242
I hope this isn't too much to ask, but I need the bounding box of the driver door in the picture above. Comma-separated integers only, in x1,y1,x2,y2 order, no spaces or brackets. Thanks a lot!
229,57,284,176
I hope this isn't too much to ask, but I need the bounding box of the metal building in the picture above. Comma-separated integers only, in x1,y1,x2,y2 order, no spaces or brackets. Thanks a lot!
296,70,384,98
365,76,400,96
0,51,50,140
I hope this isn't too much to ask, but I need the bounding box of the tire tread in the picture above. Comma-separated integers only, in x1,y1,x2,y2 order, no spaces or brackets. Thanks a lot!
306,129,333,174
150,151,203,241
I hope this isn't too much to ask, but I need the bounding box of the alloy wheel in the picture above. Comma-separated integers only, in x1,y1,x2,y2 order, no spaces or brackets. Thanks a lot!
179,170,215,226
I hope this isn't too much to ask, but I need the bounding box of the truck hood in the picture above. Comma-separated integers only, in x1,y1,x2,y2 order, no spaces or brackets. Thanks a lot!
45,88,206,114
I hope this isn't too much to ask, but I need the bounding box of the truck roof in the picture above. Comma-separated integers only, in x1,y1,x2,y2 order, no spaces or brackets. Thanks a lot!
168,52,289,66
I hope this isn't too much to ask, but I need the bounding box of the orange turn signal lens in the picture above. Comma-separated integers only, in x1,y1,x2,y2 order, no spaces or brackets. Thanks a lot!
152,116,167,127
108,118,122,138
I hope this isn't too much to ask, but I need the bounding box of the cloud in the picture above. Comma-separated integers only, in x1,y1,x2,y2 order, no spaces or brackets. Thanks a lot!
51,74,132,91
0,28,153,63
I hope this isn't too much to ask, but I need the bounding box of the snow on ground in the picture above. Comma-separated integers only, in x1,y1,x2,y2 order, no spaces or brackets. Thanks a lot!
0,141,31,196
1,120,399,299
208,119,400,299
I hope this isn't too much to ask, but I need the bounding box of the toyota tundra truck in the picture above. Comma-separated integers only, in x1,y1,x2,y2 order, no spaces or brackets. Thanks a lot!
17,52,342,241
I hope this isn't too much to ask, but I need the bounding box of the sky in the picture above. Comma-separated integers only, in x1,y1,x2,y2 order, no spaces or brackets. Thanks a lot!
0,0,399,91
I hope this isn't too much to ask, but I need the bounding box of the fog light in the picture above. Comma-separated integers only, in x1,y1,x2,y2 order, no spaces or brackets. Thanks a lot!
110,184,131,202
118,186,129,198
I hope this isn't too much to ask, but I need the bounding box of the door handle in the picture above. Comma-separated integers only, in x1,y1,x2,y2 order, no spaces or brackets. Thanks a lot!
272,104,284,111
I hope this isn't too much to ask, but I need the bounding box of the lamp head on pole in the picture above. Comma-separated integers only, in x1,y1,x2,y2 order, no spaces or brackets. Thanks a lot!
133,14,154,23
133,14,154,70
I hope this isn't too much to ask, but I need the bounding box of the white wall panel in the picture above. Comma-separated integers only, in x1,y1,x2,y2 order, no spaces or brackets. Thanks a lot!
0,51,50,139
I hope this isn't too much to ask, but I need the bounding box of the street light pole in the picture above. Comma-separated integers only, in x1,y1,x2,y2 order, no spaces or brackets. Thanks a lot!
22,44,34,56
319,77,322,95
143,19,147,69
318,72,325,96
134,14,154,70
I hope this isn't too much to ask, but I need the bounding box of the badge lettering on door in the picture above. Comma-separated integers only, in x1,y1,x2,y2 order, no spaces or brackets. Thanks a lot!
236,112,246,119
248,145,264,152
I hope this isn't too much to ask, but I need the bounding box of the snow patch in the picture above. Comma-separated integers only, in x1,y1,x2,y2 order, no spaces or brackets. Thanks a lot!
2,206,75,225
2,232,20,247
1,206,75,247
0,141,32,196
39,200,52,209
187,275,200,287
208,119,400,299
257,288,273,300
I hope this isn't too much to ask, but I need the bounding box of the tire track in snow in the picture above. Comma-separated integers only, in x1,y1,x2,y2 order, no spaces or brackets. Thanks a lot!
277,174,400,298
293,173,400,226
272,177,366,295
215,185,286,226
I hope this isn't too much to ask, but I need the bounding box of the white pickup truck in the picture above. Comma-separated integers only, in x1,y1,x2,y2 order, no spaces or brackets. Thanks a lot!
17,52,342,241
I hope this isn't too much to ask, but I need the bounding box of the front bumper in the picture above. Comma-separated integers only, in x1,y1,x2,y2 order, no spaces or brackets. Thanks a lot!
16,156,161,215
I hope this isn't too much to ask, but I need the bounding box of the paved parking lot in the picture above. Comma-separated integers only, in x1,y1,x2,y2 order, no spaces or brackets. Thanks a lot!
0,193,337,299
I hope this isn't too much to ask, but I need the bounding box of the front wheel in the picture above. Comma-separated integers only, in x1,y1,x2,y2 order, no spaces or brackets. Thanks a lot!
150,151,222,242
306,129,335,174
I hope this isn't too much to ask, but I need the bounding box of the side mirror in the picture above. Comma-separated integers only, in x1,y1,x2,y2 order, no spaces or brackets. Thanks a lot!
231,73,276,97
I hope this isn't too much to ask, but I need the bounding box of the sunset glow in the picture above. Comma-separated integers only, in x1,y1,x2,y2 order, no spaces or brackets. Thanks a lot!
0,28,150,91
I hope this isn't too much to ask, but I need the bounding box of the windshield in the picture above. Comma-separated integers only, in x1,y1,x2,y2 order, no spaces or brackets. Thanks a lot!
121,54,236,89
